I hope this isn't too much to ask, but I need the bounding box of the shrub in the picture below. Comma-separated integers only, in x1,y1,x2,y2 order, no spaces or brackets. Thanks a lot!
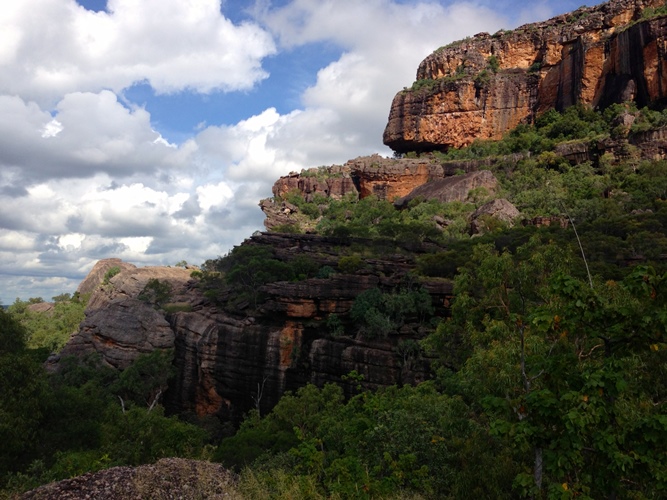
338,255,364,273
137,279,172,307
487,55,500,73
316,266,335,279
103,266,121,285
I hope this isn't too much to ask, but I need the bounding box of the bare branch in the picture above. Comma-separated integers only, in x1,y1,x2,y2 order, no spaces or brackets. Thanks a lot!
147,389,162,412
578,342,604,360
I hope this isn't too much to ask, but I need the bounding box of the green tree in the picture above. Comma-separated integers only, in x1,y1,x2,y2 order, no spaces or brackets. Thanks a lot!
0,307,27,354
0,310,51,481
110,349,175,410
431,237,667,497
137,278,173,308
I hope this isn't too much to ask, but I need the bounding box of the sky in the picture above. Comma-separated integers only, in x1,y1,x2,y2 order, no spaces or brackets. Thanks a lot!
0,0,595,304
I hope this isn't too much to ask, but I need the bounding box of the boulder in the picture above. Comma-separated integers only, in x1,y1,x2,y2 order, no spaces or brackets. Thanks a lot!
470,198,521,234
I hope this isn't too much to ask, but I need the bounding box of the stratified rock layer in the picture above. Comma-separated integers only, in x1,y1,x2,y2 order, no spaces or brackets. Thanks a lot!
59,260,194,370
384,0,667,152
59,236,452,423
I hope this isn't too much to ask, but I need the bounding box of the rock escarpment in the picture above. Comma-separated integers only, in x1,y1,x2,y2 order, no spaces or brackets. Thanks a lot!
393,170,499,208
384,0,667,152
59,235,452,423
57,260,194,370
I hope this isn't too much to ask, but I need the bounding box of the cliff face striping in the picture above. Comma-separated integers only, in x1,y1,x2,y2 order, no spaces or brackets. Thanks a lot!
58,235,452,423
383,0,667,152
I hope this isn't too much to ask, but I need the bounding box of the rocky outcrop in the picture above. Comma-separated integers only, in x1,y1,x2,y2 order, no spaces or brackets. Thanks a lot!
384,0,667,152
168,233,451,422
58,260,193,370
630,125,667,158
57,235,453,423
345,154,444,200
261,154,451,230
26,302,55,314
271,165,358,201
470,198,521,234
394,170,499,208
21,458,237,500
76,258,135,297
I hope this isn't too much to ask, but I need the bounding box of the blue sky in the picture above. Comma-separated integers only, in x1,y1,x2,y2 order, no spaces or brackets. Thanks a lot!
0,0,595,304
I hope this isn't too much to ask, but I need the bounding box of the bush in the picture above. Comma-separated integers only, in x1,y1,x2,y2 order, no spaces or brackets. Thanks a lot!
103,267,121,285
350,287,434,339
137,279,172,307
338,255,364,273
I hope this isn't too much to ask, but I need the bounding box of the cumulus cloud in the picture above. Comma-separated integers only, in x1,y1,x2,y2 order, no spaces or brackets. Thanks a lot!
0,91,195,186
0,0,276,106
199,0,509,180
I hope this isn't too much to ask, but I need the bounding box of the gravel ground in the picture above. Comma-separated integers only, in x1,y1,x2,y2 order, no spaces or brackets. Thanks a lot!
20,458,241,500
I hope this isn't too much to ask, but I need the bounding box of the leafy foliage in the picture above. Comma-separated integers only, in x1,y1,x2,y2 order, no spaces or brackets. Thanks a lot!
8,294,87,352
216,382,516,498
103,266,121,285
0,348,209,494
137,278,173,308
199,246,322,309
350,287,434,339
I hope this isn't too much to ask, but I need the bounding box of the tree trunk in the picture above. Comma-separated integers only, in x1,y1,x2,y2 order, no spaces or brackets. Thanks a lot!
534,446,543,493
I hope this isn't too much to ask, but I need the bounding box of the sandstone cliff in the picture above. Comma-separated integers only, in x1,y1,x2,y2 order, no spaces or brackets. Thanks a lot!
383,0,667,152
58,234,452,423
58,260,193,370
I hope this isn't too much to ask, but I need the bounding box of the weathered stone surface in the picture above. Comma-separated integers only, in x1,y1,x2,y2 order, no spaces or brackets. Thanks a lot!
630,125,667,159
384,0,667,153
57,233,453,423
394,170,498,208
346,154,444,201
259,197,315,232
76,258,136,297
21,458,237,500
470,198,521,234
554,141,593,165
59,264,194,369
26,302,54,314
272,165,358,201
262,154,452,229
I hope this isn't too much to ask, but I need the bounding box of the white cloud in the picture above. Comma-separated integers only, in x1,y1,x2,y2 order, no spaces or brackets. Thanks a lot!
0,0,276,106
41,119,64,138
0,91,194,185
205,0,509,176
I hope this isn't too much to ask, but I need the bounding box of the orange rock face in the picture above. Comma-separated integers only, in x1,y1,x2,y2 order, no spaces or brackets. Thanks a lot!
384,0,667,153
346,155,439,201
